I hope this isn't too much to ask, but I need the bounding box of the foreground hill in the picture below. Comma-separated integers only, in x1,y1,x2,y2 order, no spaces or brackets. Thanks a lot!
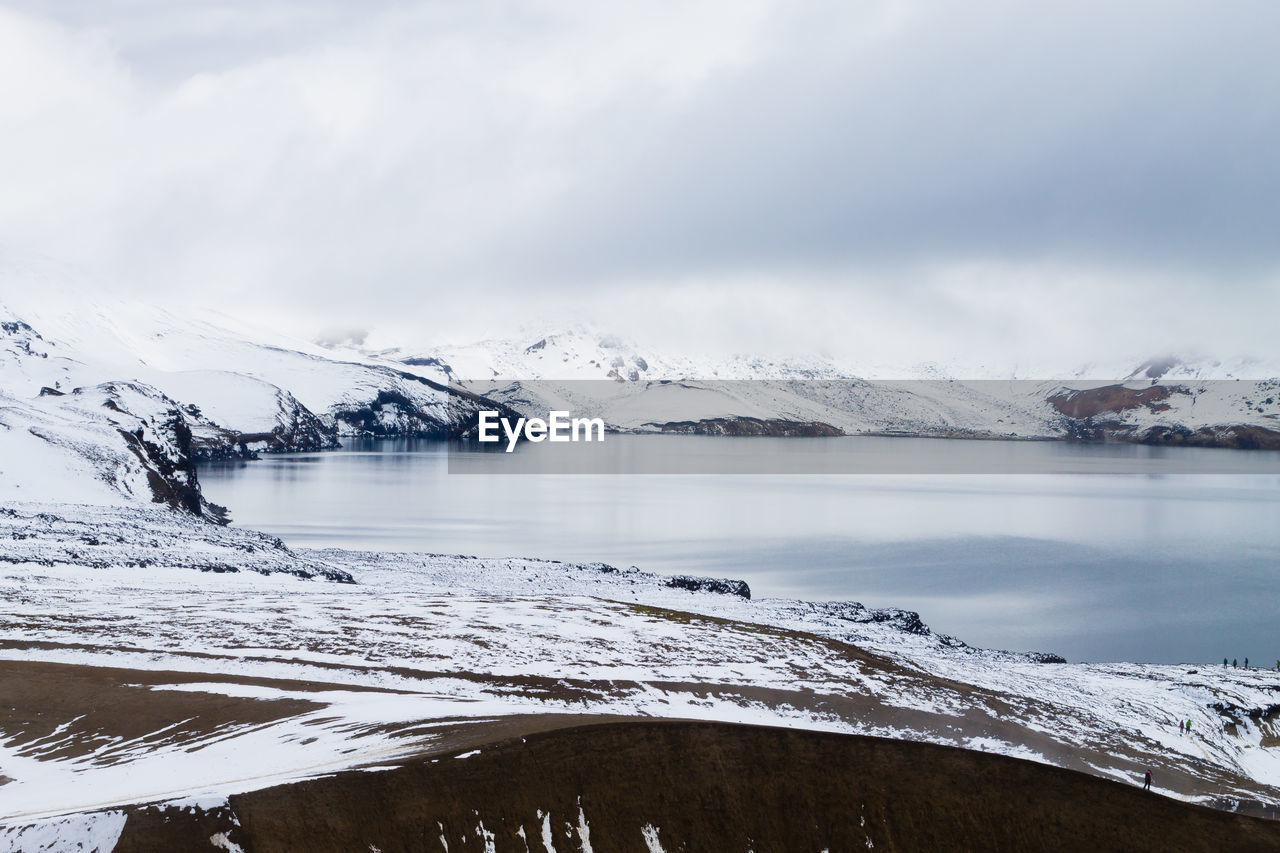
63,723,1280,852
2,504,1279,840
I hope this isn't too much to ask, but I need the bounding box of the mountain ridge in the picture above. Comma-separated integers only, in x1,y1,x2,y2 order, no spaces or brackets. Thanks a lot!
3,304,1278,518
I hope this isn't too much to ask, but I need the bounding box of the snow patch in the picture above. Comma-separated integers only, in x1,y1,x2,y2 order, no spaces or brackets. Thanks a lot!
0,810,126,853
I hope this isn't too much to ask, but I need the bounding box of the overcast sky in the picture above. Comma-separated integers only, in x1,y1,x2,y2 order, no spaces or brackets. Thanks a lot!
1,0,1277,367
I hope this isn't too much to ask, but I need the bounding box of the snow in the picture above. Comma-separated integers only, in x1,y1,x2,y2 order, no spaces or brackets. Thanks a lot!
575,799,593,853
641,824,665,853
1,501,1278,825
209,832,245,853
0,301,480,465
407,325,1280,385
0,810,126,853
540,811,555,852
0,396,132,507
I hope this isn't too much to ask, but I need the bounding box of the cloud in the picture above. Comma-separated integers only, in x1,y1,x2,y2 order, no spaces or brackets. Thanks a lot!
511,1,1280,279
0,0,1276,366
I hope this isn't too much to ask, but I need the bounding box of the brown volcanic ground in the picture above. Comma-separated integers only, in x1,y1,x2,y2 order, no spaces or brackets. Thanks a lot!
114,720,1280,853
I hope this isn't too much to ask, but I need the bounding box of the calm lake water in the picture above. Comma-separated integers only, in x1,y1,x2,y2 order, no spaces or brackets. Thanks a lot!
199,436,1280,664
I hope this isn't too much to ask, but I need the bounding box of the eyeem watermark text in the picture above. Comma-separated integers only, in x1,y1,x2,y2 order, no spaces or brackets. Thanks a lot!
476,410,605,452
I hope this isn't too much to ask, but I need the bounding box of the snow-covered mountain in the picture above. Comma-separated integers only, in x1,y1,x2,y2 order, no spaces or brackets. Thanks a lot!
0,302,516,513
3,304,1278,518
0,302,506,447
379,327,1280,448
0,377,220,518
379,325,1280,384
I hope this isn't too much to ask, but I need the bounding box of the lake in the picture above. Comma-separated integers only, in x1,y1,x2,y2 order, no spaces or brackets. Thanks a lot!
199,435,1280,664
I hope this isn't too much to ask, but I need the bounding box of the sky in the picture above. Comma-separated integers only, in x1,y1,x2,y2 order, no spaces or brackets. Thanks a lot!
0,0,1277,368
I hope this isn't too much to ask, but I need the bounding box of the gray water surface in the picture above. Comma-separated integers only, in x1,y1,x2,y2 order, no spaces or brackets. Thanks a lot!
199,436,1280,664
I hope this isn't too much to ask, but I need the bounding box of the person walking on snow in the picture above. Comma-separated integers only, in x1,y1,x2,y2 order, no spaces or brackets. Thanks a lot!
1179,720,1185,734
1245,657,1249,669
1144,770,1152,791
1234,658,1238,668
1186,719,1192,734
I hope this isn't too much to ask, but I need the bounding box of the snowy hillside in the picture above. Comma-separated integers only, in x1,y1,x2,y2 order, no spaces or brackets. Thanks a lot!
384,326,1280,385
1,501,1278,833
0,301,524,515
0,301,505,452
0,379,226,518
381,328,1280,448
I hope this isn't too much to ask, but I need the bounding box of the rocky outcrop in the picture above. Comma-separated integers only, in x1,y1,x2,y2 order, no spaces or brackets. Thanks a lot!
331,388,448,437
861,606,930,635
189,390,339,462
665,575,752,599
117,415,210,521
66,382,230,523
0,319,49,359
1028,651,1069,664
1128,423,1280,450
574,563,754,600
330,371,525,439
647,417,843,437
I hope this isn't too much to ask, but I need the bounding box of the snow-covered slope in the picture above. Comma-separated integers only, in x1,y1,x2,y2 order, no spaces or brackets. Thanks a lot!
1,502,1277,823
385,326,1280,384
376,326,848,384
378,328,1280,447
0,301,524,515
0,380,225,519
0,302,505,451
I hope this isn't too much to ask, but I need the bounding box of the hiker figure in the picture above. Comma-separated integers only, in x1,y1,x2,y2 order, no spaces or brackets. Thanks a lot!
1186,719,1192,734
1143,770,1152,790
1224,657,1229,667
1233,658,1238,668
1179,720,1185,734
1245,657,1249,669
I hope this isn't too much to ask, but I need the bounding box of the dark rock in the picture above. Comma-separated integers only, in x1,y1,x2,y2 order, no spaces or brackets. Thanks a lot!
649,417,843,437
1028,652,1068,664
401,356,453,376
864,608,929,635
190,391,339,462
665,575,752,599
